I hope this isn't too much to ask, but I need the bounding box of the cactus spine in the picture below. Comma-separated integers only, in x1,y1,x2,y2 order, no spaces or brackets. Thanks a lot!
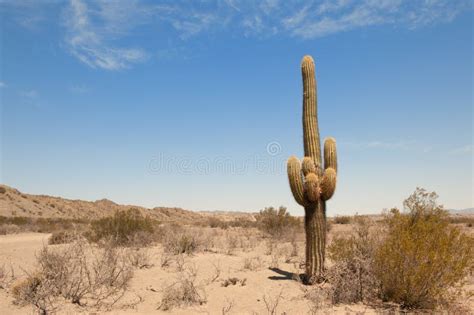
287,55,338,283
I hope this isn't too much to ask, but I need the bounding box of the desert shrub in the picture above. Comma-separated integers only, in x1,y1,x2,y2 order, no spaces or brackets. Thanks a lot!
162,226,201,255
333,215,351,224
89,208,155,246
48,230,78,245
0,186,6,194
255,206,300,238
227,218,257,229
207,217,229,229
126,247,153,269
15,240,133,311
0,263,15,289
242,256,263,271
11,272,57,315
0,224,21,235
373,188,474,309
327,215,379,304
158,273,206,310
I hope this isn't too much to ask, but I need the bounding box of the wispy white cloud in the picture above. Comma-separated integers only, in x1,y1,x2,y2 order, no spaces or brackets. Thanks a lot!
3,0,471,70
0,81,6,88
285,0,469,39
63,0,151,70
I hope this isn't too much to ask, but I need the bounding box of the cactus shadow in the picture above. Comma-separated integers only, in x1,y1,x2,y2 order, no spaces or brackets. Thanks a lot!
268,267,301,281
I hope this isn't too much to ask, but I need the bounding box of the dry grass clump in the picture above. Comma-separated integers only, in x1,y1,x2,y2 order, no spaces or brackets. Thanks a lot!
158,271,206,310
162,226,202,255
373,188,474,309
242,256,263,271
12,240,133,313
126,247,153,269
256,206,300,239
88,208,155,246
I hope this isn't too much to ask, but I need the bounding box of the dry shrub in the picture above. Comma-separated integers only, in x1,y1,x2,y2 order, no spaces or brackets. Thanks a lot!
14,240,133,312
256,206,300,239
39,240,132,307
0,263,15,289
89,208,155,246
48,230,78,245
242,256,263,271
11,272,57,315
162,226,201,255
225,231,239,255
158,271,206,310
333,215,351,224
126,247,153,269
263,290,284,315
324,188,474,310
373,188,474,309
207,217,229,229
208,260,221,283
0,224,21,235
305,288,330,314
327,215,379,304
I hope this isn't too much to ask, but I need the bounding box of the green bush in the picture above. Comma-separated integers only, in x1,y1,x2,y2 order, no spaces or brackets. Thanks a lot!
88,208,155,246
255,206,300,238
374,188,474,309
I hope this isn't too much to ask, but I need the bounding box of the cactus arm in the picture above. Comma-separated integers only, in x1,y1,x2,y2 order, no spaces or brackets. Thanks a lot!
320,167,337,201
287,156,306,206
302,56,322,170
302,157,316,176
323,137,337,172
304,173,320,202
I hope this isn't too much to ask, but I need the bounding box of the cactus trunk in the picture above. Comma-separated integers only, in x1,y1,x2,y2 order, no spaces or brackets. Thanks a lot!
287,55,338,284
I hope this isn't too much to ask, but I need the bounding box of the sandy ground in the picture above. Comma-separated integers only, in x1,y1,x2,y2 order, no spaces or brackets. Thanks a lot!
0,231,384,315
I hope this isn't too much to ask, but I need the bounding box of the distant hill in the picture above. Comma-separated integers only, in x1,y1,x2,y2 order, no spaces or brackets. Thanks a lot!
449,208,474,215
0,184,203,223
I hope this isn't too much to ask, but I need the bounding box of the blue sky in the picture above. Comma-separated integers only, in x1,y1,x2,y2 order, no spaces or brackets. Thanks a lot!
0,0,472,215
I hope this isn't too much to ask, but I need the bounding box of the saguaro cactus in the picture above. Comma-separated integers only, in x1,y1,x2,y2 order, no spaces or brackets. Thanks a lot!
287,55,337,283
